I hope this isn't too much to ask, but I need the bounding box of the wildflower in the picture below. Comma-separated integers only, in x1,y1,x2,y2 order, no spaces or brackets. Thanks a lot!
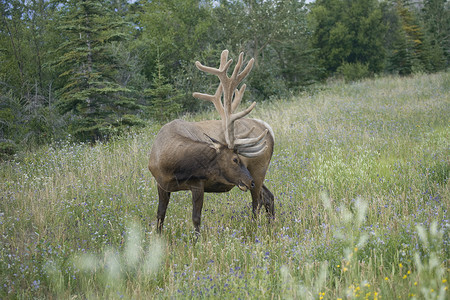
343,267,348,272
414,282,417,286
403,275,407,279
443,279,447,283
384,277,389,281
407,270,411,275
399,263,403,268
354,247,358,252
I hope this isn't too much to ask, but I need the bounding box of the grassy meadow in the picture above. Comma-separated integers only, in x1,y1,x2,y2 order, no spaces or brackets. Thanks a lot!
1,72,449,299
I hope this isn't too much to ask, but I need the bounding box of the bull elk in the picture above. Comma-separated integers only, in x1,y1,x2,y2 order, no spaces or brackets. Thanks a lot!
148,50,274,234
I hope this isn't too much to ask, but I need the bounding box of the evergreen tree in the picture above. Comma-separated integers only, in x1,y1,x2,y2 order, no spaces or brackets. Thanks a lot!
54,0,143,142
389,26,416,75
145,56,182,123
386,0,431,74
422,0,450,70
310,0,386,76
0,0,27,89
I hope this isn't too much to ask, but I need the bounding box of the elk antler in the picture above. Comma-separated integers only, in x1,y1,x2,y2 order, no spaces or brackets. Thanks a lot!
193,50,268,157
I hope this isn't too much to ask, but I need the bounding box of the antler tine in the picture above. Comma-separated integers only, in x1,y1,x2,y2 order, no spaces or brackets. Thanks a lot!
238,139,267,151
193,84,225,119
235,126,255,139
238,143,268,158
235,129,268,147
195,50,233,81
229,53,254,91
194,49,267,155
195,60,233,79
231,101,256,122
230,52,244,80
236,129,269,158
220,50,231,71
231,84,247,113
237,57,254,86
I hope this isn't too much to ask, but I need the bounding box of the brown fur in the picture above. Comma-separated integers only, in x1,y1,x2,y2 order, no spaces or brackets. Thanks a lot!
148,118,274,234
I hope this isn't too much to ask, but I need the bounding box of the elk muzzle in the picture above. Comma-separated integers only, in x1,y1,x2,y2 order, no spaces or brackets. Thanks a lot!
237,167,255,192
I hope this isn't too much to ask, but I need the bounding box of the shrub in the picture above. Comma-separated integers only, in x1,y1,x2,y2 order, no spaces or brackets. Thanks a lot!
337,62,371,82
0,140,18,160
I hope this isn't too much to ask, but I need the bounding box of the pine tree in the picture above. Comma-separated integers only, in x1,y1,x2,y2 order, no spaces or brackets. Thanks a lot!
389,25,416,75
54,0,143,142
145,56,181,123
422,0,450,70
387,0,431,74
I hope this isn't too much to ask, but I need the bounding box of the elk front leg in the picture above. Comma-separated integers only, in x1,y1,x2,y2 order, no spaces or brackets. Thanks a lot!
191,183,205,235
156,185,171,233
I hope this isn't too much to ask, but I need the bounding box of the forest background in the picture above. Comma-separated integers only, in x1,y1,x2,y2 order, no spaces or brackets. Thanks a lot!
0,0,449,157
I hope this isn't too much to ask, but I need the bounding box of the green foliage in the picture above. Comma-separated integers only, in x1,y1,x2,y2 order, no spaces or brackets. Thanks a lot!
0,89,66,154
172,47,225,112
0,92,21,142
54,0,143,142
217,0,318,99
421,0,450,71
337,62,371,82
145,56,182,123
140,0,216,79
0,0,448,151
311,0,386,76
384,0,445,75
0,140,18,160
247,53,289,101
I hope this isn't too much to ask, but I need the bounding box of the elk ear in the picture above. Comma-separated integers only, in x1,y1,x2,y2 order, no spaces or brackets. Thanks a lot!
204,134,223,153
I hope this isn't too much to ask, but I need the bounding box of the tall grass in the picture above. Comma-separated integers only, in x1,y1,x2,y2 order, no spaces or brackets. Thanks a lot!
1,73,448,299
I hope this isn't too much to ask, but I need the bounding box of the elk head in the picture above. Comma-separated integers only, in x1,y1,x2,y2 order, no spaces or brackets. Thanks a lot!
193,50,268,158
205,134,254,191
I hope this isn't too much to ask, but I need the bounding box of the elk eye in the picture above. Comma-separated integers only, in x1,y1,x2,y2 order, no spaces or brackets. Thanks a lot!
233,157,239,164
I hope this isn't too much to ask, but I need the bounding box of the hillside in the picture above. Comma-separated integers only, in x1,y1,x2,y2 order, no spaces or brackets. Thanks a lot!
1,72,449,299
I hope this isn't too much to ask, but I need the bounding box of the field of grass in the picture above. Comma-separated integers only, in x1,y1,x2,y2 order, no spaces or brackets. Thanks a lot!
1,72,449,299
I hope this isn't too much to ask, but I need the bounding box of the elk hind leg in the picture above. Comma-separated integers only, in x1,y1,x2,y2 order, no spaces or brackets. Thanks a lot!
156,185,171,233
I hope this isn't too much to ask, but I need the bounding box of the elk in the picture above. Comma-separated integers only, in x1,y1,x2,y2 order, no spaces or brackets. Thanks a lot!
148,50,274,234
